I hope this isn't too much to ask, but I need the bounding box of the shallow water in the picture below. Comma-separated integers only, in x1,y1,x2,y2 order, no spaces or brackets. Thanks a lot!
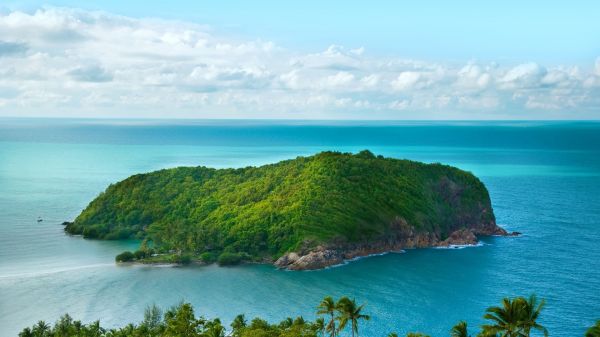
0,119,599,336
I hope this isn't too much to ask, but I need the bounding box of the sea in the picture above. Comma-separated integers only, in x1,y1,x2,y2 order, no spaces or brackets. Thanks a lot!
0,119,599,336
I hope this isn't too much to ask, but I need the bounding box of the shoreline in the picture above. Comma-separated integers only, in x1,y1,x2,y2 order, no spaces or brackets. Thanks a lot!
117,230,519,271
274,225,520,270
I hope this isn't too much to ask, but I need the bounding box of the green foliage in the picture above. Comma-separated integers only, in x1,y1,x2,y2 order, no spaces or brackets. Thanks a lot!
17,294,594,337
19,315,105,337
65,151,496,262
334,297,369,337
133,250,147,260
481,295,548,337
450,321,469,337
115,251,134,262
218,252,243,266
586,320,600,337
200,252,217,264
171,254,192,265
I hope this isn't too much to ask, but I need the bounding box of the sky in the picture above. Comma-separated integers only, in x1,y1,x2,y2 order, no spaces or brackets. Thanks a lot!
0,1,599,119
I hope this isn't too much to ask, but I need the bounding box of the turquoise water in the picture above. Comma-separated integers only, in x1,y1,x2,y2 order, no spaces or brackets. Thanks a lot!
0,119,599,336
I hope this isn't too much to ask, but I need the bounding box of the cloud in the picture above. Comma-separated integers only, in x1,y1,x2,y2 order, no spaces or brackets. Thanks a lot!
456,64,491,90
322,71,355,88
391,72,421,91
0,41,28,57
69,65,113,82
0,8,598,119
498,63,547,89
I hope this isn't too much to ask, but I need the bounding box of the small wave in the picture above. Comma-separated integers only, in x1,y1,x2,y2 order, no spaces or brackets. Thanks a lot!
300,250,406,271
0,263,114,280
433,242,486,250
136,263,178,268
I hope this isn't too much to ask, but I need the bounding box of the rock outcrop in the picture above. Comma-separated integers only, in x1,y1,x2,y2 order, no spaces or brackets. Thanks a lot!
275,223,518,270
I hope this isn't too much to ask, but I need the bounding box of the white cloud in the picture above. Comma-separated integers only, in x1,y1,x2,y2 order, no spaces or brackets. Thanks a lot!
498,63,547,89
322,71,355,88
0,8,598,119
391,72,421,91
456,64,491,90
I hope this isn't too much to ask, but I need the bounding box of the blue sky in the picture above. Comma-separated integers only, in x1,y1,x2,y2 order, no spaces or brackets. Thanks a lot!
0,1,599,119
4,0,599,63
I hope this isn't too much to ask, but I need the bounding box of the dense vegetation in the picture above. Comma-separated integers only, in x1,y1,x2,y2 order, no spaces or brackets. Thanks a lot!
66,150,495,263
18,295,600,337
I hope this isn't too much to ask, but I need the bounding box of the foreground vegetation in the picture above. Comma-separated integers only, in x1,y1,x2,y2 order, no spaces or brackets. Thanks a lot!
65,150,496,264
19,295,600,337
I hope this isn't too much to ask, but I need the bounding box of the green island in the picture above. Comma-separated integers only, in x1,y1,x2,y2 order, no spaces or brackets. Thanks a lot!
64,150,516,269
18,294,600,337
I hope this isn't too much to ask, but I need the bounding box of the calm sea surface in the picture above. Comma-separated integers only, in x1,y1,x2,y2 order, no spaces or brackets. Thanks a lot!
0,119,599,336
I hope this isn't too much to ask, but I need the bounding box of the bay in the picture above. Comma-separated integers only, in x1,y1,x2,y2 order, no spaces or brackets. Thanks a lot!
1,119,599,336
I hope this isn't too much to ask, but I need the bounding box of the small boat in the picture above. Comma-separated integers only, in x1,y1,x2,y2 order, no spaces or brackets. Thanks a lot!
37,217,43,222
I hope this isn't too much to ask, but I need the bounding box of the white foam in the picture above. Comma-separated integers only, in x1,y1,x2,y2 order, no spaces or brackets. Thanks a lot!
433,242,486,250
298,250,406,271
0,263,114,280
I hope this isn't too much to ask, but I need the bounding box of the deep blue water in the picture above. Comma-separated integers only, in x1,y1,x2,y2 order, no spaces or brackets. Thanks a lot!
0,119,599,336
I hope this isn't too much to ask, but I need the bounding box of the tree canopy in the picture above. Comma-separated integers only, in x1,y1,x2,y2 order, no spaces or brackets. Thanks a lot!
66,150,495,262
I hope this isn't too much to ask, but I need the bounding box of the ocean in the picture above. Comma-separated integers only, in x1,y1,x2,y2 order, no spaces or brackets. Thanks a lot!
0,119,599,336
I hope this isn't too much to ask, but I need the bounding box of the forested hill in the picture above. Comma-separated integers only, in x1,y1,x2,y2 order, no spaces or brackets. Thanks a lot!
65,150,501,267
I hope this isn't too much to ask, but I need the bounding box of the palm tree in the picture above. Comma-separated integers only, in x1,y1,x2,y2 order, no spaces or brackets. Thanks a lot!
520,295,548,337
205,318,225,337
481,297,524,337
32,321,50,337
18,327,33,337
586,320,600,337
317,296,337,337
336,297,370,337
451,321,469,337
482,295,547,337
230,314,246,337
314,317,325,337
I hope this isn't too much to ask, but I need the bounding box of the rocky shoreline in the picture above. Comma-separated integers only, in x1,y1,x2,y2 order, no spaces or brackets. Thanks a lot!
275,223,519,271
65,220,519,271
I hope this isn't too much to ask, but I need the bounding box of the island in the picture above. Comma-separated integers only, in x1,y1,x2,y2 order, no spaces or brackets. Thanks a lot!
64,150,516,270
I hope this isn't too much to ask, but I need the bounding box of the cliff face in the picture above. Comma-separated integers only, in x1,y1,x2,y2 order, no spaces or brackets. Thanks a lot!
66,150,510,269
274,217,514,270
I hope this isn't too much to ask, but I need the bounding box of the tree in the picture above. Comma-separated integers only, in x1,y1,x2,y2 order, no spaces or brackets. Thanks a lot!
482,295,547,337
115,251,134,262
520,295,548,337
387,333,398,337
586,320,600,337
231,314,247,337
482,297,523,337
32,321,50,337
314,318,325,337
317,296,337,337
451,321,469,337
18,328,33,337
204,318,225,337
335,297,370,337
164,303,202,337
142,303,163,336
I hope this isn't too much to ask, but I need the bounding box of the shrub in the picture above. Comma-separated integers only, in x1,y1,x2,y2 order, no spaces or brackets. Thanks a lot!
178,254,192,265
115,251,135,262
200,252,216,264
169,254,192,265
134,250,147,260
217,252,242,266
